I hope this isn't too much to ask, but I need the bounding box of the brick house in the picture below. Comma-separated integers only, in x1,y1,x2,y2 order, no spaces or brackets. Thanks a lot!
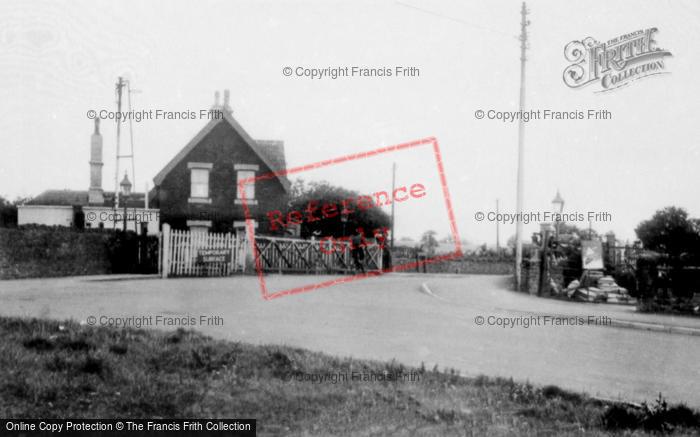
150,90,290,235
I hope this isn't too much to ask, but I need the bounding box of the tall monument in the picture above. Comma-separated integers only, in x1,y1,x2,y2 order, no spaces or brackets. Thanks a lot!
88,118,104,205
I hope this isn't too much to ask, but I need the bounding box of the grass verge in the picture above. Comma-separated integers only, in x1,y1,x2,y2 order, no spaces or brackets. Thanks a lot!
1,316,698,436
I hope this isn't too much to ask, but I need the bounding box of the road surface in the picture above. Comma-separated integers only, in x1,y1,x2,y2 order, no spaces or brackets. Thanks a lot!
1,273,699,407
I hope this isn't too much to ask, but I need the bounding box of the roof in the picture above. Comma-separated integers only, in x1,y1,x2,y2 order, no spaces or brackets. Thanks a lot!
152,110,290,191
255,140,287,176
26,190,88,206
26,190,146,208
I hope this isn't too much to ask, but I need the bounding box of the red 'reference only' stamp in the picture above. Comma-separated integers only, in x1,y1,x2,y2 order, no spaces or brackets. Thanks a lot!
238,136,462,300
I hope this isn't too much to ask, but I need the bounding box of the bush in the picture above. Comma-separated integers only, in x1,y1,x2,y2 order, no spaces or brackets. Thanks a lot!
602,395,700,432
106,230,140,273
601,404,641,430
0,226,156,279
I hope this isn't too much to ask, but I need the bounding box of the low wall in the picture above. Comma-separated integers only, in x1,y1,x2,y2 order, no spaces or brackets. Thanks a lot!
393,255,514,275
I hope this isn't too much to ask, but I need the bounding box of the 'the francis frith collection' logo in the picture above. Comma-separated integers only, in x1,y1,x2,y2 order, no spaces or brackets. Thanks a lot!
563,28,672,92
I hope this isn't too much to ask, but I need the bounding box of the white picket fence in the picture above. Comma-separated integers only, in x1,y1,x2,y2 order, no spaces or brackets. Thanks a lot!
161,224,246,277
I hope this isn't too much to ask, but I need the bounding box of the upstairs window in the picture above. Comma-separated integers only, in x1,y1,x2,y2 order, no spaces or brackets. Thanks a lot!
191,169,209,198
237,170,255,200
188,162,213,203
235,164,259,204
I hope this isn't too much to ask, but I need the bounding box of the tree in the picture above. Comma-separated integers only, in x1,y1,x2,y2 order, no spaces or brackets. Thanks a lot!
283,179,390,239
420,230,439,255
635,207,700,260
558,223,599,240
0,195,29,228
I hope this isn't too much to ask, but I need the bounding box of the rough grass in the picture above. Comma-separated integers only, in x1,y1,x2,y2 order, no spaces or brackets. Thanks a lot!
1,317,698,436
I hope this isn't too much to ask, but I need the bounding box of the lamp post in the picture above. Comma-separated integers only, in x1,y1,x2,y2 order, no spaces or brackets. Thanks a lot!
551,190,564,237
340,210,349,238
120,173,132,232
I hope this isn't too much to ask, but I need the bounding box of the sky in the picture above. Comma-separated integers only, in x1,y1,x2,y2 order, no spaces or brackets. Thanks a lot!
1,0,699,245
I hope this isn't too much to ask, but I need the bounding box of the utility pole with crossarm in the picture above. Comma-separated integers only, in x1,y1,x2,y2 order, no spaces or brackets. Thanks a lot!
514,2,530,291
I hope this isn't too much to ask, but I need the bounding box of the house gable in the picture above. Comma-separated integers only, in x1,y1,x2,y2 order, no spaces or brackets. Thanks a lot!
152,116,288,233
153,111,289,191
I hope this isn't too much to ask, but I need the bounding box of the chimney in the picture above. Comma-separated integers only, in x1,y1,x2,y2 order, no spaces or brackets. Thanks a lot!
223,89,232,114
88,118,104,205
212,90,220,109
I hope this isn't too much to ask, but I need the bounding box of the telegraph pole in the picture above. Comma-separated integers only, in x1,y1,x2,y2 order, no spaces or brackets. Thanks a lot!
496,198,500,252
390,162,396,249
114,77,125,210
127,82,137,189
514,2,529,291
113,77,138,219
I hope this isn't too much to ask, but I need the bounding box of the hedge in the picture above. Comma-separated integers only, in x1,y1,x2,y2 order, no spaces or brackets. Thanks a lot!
0,226,152,279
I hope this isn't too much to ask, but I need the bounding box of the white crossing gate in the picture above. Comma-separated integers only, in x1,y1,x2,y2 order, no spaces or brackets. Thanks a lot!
253,235,383,273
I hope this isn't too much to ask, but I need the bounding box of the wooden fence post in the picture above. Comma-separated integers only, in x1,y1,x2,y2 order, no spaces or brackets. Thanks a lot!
244,222,256,274
162,223,171,278
158,229,163,277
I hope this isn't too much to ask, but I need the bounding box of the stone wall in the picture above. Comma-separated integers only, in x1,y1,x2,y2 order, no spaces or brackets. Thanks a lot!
393,255,514,275
521,250,541,294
